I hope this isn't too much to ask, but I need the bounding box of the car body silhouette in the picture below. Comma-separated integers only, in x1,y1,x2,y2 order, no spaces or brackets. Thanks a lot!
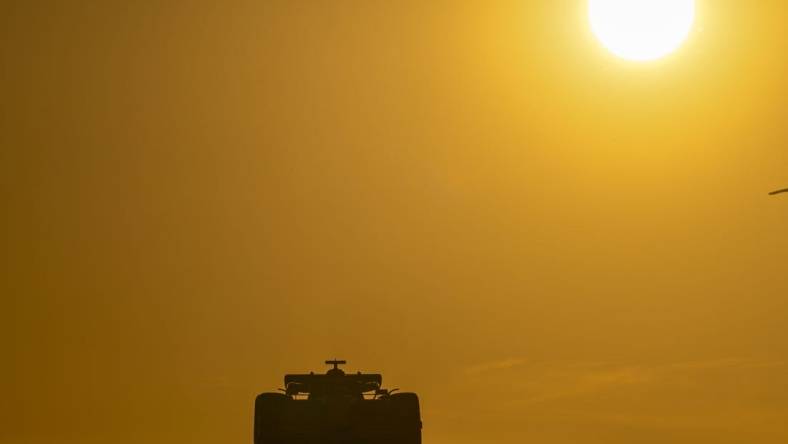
254,360,422,444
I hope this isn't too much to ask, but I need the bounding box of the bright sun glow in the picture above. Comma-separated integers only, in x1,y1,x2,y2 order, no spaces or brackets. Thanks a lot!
589,0,696,61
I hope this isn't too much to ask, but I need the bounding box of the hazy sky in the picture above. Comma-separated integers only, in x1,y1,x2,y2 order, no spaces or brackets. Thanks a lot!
3,1,788,443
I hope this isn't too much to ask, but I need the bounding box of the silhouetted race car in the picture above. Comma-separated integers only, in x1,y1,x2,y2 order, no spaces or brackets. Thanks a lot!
254,360,421,444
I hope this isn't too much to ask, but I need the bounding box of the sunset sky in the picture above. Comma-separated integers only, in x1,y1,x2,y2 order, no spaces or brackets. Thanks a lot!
3,1,788,443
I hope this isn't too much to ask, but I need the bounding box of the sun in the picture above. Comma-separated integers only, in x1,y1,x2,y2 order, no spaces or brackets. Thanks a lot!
589,0,696,62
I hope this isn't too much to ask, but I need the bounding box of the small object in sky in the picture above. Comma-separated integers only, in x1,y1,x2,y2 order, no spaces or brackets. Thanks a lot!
769,188,788,196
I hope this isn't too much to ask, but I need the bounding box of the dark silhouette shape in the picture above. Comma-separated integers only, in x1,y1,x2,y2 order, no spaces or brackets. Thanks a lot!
254,360,422,444
769,188,788,196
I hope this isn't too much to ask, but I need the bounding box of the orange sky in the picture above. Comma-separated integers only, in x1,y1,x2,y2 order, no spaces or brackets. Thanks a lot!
3,1,788,443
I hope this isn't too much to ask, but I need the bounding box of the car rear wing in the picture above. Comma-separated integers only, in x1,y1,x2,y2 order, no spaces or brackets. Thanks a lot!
284,373,383,396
